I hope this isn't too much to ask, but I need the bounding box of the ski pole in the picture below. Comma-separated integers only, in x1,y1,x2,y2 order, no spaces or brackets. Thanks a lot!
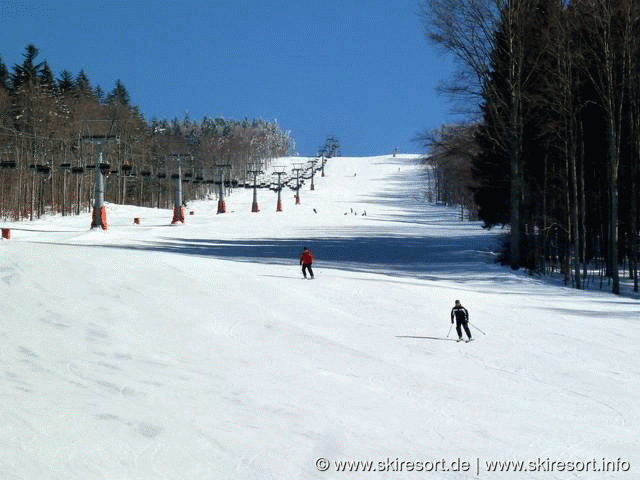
447,323,453,338
469,323,486,335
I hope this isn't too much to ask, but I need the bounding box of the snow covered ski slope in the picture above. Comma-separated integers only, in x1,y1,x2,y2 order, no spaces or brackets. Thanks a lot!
1,154,638,479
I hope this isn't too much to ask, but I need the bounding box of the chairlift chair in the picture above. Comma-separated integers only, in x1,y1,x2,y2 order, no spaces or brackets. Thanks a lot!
0,161,17,170
36,165,51,175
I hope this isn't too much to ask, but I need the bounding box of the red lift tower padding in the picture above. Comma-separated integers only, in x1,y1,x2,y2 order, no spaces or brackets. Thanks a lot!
91,206,108,230
172,206,185,224
217,200,227,214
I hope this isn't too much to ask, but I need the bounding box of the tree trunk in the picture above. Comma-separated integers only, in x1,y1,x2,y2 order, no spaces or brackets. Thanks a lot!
608,125,620,294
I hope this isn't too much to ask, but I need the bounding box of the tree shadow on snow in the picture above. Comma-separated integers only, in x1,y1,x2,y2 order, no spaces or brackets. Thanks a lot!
82,232,502,281
396,335,458,342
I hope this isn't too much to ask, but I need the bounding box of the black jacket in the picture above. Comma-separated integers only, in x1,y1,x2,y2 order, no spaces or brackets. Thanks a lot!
451,305,469,323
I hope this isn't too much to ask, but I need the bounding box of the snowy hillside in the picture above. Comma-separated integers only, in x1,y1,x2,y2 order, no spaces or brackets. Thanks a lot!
1,154,638,479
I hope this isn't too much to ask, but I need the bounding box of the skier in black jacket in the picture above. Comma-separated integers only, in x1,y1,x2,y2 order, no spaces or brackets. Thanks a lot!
451,300,472,342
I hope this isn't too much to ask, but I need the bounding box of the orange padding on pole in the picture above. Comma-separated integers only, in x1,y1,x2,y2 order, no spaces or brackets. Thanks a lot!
1,228,10,239
172,206,185,224
91,206,108,230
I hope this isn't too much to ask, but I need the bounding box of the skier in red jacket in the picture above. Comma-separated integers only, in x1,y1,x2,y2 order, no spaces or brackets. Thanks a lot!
299,246,315,279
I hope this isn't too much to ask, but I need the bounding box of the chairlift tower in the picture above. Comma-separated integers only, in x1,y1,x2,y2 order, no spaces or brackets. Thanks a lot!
169,153,187,223
308,159,318,191
80,133,118,230
247,165,263,212
1,147,17,220
215,163,231,213
59,162,72,216
272,167,287,212
292,164,304,205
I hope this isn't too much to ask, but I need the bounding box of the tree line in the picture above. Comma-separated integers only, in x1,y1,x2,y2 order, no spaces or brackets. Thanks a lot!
420,0,640,294
0,44,294,220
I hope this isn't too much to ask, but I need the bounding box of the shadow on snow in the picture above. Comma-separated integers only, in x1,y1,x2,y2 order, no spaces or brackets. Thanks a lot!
71,232,502,281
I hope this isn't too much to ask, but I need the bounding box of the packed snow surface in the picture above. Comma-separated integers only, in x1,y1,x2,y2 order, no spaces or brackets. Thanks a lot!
1,155,638,479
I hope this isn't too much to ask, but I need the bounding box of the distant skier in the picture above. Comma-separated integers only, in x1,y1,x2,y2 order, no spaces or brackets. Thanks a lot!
451,300,472,342
299,246,315,279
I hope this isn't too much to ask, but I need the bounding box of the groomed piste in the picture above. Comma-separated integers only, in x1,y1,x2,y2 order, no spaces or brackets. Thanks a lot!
1,154,638,479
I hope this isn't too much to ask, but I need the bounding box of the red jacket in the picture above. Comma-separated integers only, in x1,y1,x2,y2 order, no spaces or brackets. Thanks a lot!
299,250,314,265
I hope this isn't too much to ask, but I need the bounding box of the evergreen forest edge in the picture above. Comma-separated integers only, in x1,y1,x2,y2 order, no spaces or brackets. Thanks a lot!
419,0,640,294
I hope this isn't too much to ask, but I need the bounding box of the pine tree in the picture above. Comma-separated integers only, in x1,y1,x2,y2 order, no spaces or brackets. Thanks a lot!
57,70,74,95
107,79,130,106
0,57,9,91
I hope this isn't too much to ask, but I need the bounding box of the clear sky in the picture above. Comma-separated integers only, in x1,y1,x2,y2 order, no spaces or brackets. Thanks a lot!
0,0,455,156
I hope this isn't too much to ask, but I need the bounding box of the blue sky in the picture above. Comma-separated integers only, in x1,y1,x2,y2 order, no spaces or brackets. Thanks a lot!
1,0,455,156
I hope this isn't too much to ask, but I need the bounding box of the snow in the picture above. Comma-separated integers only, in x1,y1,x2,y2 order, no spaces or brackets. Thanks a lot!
1,154,638,479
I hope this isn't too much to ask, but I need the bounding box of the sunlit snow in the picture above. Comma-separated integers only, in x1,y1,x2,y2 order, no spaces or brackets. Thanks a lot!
1,154,638,479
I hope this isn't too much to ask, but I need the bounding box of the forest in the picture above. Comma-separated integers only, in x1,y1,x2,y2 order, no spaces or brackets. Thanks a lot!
420,0,640,294
0,44,294,222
